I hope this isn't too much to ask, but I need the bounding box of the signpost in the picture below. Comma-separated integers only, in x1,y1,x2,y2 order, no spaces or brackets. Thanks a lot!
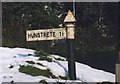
64,10,76,80
26,10,76,80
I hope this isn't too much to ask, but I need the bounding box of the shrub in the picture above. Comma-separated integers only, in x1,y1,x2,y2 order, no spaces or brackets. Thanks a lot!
34,50,49,57
19,65,56,78
26,61,35,64
38,56,52,62
39,80,48,84
59,76,69,80
54,58,65,61
36,63,45,67
34,50,52,62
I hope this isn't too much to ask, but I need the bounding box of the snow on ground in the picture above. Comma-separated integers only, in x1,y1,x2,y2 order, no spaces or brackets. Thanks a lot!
0,47,115,83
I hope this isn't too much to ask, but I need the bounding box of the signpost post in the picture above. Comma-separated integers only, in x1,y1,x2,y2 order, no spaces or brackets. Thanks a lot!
64,10,76,80
26,10,76,80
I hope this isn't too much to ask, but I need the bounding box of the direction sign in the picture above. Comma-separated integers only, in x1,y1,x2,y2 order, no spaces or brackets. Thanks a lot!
26,10,76,80
26,28,66,41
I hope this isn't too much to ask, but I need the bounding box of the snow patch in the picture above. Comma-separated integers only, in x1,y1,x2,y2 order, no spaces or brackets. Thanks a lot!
0,47,115,83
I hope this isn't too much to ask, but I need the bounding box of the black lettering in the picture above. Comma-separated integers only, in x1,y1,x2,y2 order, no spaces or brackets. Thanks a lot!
28,31,58,39
59,32,61,36
33,33,38,38
49,32,53,37
53,32,55,37
40,32,43,37
28,33,33,38
62,32,64,36
46,32,49,37
43,32,46,37
36,33,40,37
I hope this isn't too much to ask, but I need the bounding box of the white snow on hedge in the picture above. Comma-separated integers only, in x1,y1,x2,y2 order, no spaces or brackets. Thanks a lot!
0,47,115,83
